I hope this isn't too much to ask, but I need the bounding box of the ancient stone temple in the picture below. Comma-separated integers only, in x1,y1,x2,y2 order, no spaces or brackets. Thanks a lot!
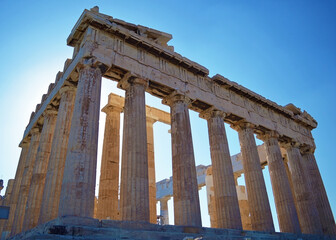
0,6,335,240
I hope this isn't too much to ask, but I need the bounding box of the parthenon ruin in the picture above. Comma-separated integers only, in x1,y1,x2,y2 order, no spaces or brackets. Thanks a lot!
0,6,335,240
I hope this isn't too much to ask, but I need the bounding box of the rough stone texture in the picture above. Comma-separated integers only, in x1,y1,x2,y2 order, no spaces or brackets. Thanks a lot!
302,151,336,236
285,144,323,235
205,167,217,228
119,77,150,222
201,109,242,229
97,105,122,220
11,128,41,236
159,197,170,225
0,179,14,234
163,92,202,227
236,123,275,232
237,185,252,231
22,109,58,231
0,142,30,238
58,61,102,218
146,117,157,224
262,134,301,234
9,216,335,240
38,85,76,225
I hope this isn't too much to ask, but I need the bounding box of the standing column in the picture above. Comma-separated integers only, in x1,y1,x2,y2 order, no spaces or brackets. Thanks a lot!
119,76,149,222
38,85,76,224
22,108,58,231
146,117,157,224
1,141,30,239
205,166,217,228
58,60,102,218
160,197,170,225
284,142,322,235
11,127,41,236
260,132,301,234
234,122,274,232
302,149,336,236
162,92,202,227
97,105,122,220
0,180,14,236
201,109,242,229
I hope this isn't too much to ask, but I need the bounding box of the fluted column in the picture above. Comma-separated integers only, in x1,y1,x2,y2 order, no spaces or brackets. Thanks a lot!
162,92,201,227
11,127,41,236
302,150,336,236
22,108,58,231
1,141,30,238
260,132,301,234
38,85,76,224
284,143,322,235
234,122,274,232
97,105,122,220
58,60,102,218
160,197,170,225
146,117,157,224
201,109,242,229
119,76,149,222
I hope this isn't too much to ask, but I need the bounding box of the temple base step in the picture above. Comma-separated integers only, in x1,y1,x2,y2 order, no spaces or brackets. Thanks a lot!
8,216,334,240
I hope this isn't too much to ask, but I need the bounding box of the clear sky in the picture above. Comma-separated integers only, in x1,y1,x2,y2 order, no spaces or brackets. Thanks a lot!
0,0,335,232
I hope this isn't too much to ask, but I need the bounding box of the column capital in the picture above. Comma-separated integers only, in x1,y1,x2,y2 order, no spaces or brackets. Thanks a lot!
146,116,157,125
117,72,148,91
256,130,280,141
59,84,76,96
230,120,256,132
77,57,108,74
162,91,191,107
199,107,226,120
30,126,41,135
43,107,58,118
300,145,316,154
101,105,123,114
280,140,301,150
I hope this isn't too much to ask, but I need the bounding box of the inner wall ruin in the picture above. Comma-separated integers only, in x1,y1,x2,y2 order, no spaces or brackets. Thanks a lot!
1,6,335,240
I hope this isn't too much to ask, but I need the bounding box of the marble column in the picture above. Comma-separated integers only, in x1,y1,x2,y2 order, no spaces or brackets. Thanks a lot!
146,117,157,224
162,92,202,227
235,123,274,232
97,105,122,220
302,149,336,236
22,108,58,231
205,166,217,228
284,143,323,235
119,77,149,222
0,180,14,236
202,109,242,229
1,141,30,238
160,197,170,225
261,132,301,234
11,127,41,236
236,185,252,230
38,85,76,224
58,61,102,218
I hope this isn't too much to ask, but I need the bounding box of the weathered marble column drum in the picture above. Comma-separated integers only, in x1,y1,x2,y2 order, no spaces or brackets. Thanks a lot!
38,85,76,224
160,197,170,225
97,105,122,220
146,117,157,224
58,60,102,218
1,141,30,238
119,77,150,222
261,132,301,234
163,92,202,227
235,123,274,232
22,108,58,231
285,143,323,235
201,109,242,230
302,150,336,236
11,127,41,235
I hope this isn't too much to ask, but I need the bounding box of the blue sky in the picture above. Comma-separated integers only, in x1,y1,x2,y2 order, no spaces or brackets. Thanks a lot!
0,0,335,231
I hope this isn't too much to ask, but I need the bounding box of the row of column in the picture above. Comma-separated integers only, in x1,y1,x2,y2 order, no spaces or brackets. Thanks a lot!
1,63,335,238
